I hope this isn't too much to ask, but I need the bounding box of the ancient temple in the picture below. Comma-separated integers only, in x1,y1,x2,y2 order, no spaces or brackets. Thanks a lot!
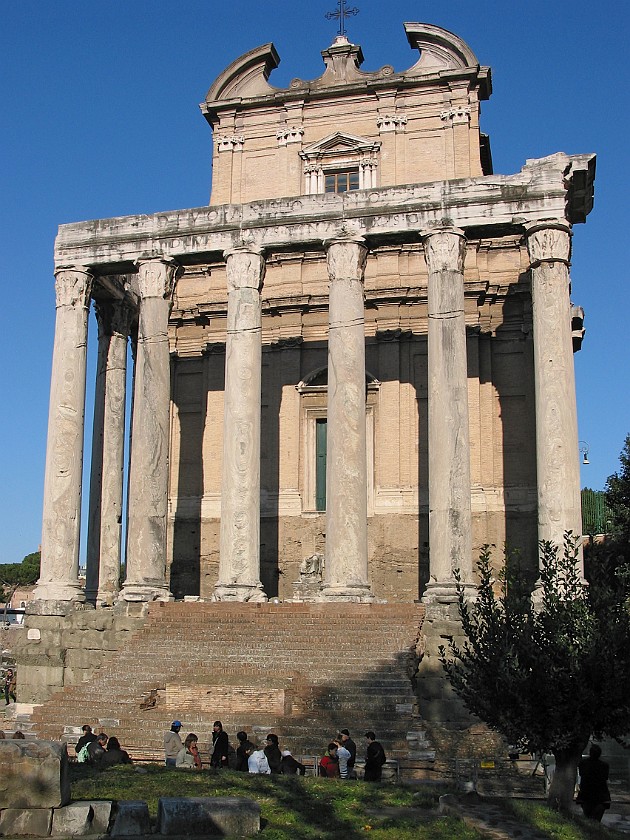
17,24,595,759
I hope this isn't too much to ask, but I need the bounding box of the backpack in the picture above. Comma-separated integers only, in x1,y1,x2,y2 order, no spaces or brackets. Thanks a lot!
76,744,90,763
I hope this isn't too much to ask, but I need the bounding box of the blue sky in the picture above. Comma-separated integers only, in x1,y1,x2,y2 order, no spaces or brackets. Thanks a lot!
1,1,627,564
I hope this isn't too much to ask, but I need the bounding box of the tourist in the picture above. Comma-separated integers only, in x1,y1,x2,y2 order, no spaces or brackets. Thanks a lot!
12,730,25,739
164,720,183,767
248,748,271,774
576,744,611,822
0,731,5,739
335,737,352,779
75,725,97,756
177,733,202,770
319,743,340,778
280,750,306,776
100,736,133,768
364,731,386,782
210,721,229,769
236,731,256,772
340,729,357,773
4,669,16,705
87,733,108,766
264,733,282,774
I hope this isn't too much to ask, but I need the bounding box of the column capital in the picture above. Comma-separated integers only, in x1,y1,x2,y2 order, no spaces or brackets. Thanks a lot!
524,219,572,267
94,298,136,339
324,236,368,282
54,265,94,309
223,247,266,292
135,256,180,299
421,227,466,273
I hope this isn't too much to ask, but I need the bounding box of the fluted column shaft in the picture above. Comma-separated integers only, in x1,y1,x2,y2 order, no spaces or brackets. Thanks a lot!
526,220,582,553
215,248,267,602
423,228,474,601
322,238,373,601
86,299,134,605
120,258,177,602
35,266,93,603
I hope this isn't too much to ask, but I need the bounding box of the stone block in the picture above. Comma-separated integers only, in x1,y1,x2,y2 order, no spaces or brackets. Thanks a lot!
0,740,70,809
0,808,53,836
157,797,260,836
65,648,105,670
81,801,113,834
110,801,151,836
51,803,92,836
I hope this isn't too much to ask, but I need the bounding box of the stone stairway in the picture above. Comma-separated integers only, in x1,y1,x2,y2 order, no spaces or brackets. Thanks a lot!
30,602,430,765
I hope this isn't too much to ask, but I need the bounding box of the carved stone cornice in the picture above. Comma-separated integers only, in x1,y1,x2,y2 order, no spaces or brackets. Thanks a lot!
54,266,93,309
375,328,412,342
524,220,572,267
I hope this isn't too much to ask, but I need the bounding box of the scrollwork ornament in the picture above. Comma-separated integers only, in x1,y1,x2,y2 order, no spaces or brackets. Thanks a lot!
54,266,93,309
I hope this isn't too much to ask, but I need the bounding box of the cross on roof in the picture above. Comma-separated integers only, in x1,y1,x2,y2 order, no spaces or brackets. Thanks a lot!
325,0,359,37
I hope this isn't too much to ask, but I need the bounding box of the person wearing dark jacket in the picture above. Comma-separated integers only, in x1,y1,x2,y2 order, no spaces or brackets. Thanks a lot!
264,733,282,773
210,721,229,769
340,729,357,769
75,725,97,756
364,731,386,782
577,744,611,821
100,736,133,768
87,733,108,766
236,731,256,772
280,750,306,775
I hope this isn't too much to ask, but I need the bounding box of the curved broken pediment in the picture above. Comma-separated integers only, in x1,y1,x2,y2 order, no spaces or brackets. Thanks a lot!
204,43,280,103
404,22,480,73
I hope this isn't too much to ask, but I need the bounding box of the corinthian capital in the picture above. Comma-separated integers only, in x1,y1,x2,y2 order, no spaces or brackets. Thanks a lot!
135,257,179,299
54,265,93,309
94,298,136,339
525,220,572,267
421,228,466,274
224,247,266,293
325,237,368,283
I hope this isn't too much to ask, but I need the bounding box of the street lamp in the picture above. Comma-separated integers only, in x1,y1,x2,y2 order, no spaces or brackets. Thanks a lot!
579,441,590,465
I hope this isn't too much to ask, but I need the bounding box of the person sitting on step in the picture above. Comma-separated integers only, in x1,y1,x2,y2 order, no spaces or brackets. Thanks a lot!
319,743,340,778
100,736,133,768
176,733,202,770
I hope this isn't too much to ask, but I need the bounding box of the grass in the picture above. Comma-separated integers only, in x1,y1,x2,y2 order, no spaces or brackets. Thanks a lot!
71,765,629,839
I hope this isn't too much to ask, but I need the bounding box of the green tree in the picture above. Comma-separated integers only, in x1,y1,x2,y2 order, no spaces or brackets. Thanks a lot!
606,433,630,555
439,536,630,811
0,551,40,602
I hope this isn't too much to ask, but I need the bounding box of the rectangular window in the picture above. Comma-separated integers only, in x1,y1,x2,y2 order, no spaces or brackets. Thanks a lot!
315,418,327,511
324,170,360,194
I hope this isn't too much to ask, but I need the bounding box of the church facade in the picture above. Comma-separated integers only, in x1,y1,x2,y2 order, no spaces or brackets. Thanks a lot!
35,22,595,614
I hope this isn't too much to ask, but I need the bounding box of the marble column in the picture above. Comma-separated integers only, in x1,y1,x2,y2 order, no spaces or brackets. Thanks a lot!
321,237,373,601
85,298,134,605
422,227,474,603
35,266,93,603
120,258,178,602
525,220,582,554
215,248,267,602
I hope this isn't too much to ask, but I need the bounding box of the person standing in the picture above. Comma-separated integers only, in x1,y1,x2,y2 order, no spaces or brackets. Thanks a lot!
164,721,183,767
335,738,352,779
248,748,271,774
364,731,386,782
4,669,16,705
319,743,340,778
577,744,611,822
210,721,229,769
340,729,356,772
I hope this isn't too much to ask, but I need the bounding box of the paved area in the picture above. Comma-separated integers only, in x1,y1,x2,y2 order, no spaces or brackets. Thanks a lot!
440,792,630,837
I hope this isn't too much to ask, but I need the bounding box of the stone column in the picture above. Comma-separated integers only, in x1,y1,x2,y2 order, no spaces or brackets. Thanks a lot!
422,227,474,603
85,298,134,605
322,237,373,601
35,266,93,603
215,248,267,602
525,220,582,553
120,258,178,602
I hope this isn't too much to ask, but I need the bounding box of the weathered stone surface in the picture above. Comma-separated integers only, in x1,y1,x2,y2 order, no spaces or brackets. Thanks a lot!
51,803,92,836
110,801,151,837
0,808,53,836
0,740,70,809
157,797,260,836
